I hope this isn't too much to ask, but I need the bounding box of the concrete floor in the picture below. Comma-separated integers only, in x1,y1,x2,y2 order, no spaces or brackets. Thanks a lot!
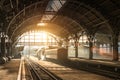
30,56,113,80
0,57,115,80
0,59,20,80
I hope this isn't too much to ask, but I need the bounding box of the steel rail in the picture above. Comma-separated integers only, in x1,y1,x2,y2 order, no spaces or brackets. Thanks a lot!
25,58,62,80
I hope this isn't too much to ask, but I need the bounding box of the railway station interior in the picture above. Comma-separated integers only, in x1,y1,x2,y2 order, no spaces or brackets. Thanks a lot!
0,0,120,80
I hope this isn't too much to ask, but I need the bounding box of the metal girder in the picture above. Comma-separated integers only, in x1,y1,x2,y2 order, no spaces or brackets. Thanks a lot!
7,0,50,38
56,1,113,35
45,11,56,15
9,0,13,8
52,15,83,35
0,0,5,8
10,15,42,40
81,0,119,31
12,23,70,42
0,0,119,46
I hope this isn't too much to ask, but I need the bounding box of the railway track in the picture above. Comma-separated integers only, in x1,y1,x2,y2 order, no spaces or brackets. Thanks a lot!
25,58,62,80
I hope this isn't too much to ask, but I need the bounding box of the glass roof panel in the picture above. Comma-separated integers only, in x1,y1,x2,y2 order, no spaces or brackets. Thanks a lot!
41,0,66,22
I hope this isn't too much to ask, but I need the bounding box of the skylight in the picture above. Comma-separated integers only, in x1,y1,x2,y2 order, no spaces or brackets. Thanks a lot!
41,0,66,22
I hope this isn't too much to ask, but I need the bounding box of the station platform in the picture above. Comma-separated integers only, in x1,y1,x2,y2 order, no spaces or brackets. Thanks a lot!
30,56,112,80
0,59,20,80
69,58,120,67
62,58,120,79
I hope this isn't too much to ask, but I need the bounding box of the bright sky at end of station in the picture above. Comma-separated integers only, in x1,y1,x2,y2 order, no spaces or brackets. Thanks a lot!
19,31,57,42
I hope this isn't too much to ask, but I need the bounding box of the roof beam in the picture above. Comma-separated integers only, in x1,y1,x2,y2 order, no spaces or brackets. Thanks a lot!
45,11,56,15
92,20,108,28
0,0,5,8
10,0,13,8
16,0,19,11
59,0,63,6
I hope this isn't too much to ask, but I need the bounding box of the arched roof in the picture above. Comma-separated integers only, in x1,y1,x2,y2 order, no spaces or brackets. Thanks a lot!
12,23,70,42
0,0,119,41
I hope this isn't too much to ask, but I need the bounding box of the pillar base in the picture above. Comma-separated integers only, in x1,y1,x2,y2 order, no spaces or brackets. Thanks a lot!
5,57,9,62
0,57,7,64
89,58,93,60
7,56,12,61
112,59,119,61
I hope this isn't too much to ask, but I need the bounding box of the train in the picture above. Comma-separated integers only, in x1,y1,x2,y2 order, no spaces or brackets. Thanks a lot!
35,46,58,60
35,45,118,61
35,46,68,60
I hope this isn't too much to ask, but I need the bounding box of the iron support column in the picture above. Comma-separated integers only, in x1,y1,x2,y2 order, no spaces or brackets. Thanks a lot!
89,40,93,59
112,33,119,61
88,35,94,59
65,38,69,49
58,40,63,47
0,39,1,57
6,42,9,56
10,42,13,56
1,37,6,57
74,33,79,58
75,40,78,58
66,41,69,49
